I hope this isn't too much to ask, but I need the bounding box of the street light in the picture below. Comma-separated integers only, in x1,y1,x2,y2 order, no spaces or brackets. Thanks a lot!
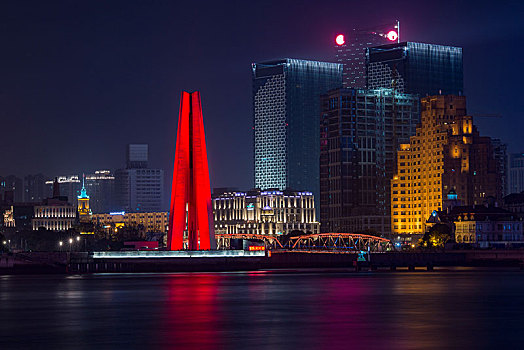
59,241,63,252
76,236,81,252
69,238,73,252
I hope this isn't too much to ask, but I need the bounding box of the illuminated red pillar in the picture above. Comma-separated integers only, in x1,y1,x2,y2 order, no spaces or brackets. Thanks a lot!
167,91,216,250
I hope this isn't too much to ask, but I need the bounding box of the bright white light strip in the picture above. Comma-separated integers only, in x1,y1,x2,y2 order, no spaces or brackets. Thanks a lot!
92,250,266,259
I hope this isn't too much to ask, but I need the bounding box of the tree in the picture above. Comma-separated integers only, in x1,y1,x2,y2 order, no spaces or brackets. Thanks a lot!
420,224,452,249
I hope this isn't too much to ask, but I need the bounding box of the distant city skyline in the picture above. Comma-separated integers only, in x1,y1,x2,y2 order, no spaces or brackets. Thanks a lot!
2,1,523,192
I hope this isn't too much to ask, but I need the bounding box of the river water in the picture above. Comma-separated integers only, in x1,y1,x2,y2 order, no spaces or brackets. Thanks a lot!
1,268,524,349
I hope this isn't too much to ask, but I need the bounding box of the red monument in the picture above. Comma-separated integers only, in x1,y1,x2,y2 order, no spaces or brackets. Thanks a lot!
167,91,216,250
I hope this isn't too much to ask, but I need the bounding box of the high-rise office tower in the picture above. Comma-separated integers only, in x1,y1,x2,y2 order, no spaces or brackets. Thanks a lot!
367,42,463,97
391,95,502,236
23,174,47,202
252,59,343,207
127,144,148,169
491,139,507,197
508,153,524,195
335,23,399,88
320,88,419,234
85,170,116,213
115,144,164,212
0,175,23,203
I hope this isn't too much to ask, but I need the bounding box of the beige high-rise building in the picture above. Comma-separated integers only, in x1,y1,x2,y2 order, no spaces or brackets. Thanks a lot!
391,95,501,236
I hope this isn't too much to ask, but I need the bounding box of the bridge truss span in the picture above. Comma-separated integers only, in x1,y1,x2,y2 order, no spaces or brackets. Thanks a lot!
216,233,284,250
289,233,392,252
215,233,392,253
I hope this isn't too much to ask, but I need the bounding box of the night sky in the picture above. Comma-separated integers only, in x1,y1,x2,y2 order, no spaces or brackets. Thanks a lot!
2,0,523,191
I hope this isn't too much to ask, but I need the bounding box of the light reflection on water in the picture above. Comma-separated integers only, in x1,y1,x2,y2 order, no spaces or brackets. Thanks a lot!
1,270,524,349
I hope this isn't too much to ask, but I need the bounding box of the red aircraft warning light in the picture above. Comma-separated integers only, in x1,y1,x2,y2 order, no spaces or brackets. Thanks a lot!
335,34,345,46
167,91,216,251
386,30,398,42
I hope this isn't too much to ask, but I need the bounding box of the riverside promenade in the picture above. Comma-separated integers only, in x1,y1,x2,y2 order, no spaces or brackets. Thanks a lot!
3,250,524,274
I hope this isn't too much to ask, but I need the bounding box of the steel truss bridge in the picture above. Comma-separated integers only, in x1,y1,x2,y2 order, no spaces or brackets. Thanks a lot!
215,233,392,253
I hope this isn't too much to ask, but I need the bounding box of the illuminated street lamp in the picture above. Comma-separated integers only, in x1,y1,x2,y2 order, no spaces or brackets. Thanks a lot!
76,236,82,251
59,241,63,252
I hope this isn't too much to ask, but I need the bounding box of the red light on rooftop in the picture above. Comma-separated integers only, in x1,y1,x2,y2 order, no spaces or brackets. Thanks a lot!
335,34,345,46
386,30,398,42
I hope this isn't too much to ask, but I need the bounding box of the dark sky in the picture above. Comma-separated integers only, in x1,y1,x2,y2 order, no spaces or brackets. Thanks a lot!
2,0,523,191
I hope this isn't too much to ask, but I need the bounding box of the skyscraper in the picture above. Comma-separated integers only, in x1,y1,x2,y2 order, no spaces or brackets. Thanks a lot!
367,42,463,96
23,174,47,202
335,23,399,88
391,95,502,236
508,153,524,195
491,139,507,197
85,170,115,213
0,175,23,203
115,144,164,213
127,144,148,169
252,59,343,205
320,88,419,234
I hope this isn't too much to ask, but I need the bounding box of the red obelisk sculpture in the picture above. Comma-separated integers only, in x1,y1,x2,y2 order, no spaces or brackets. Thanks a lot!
167,91,216,250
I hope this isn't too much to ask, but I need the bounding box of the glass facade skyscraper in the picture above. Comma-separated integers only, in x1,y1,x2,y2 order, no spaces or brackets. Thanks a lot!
335,24,397,88
367,42,463,96
252,59,343,205
320,88,420,235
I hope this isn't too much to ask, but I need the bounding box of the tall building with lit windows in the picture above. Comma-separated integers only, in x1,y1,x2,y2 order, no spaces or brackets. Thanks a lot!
115,144,164,212
508,153,524,195
85,170,116,213
391,95,502,236
367,42,463,96
334,23,399,88
213,188,319,235
320,87,419,234
252,59,343,206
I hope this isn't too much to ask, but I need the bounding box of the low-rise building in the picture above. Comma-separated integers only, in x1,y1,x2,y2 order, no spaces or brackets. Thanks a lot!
92,211,168,234
428,205,523,248
213,189,320,235
32,199,76,231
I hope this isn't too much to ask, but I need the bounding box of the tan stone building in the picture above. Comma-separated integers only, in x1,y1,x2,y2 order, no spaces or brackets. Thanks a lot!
213,189,319,235
391,95,501,235
92,212,168,234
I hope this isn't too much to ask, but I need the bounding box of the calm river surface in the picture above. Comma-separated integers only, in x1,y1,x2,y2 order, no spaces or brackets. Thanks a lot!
1,268,524,349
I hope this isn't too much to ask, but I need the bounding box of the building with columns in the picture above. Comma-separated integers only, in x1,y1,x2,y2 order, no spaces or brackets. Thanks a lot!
213,189,319,235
